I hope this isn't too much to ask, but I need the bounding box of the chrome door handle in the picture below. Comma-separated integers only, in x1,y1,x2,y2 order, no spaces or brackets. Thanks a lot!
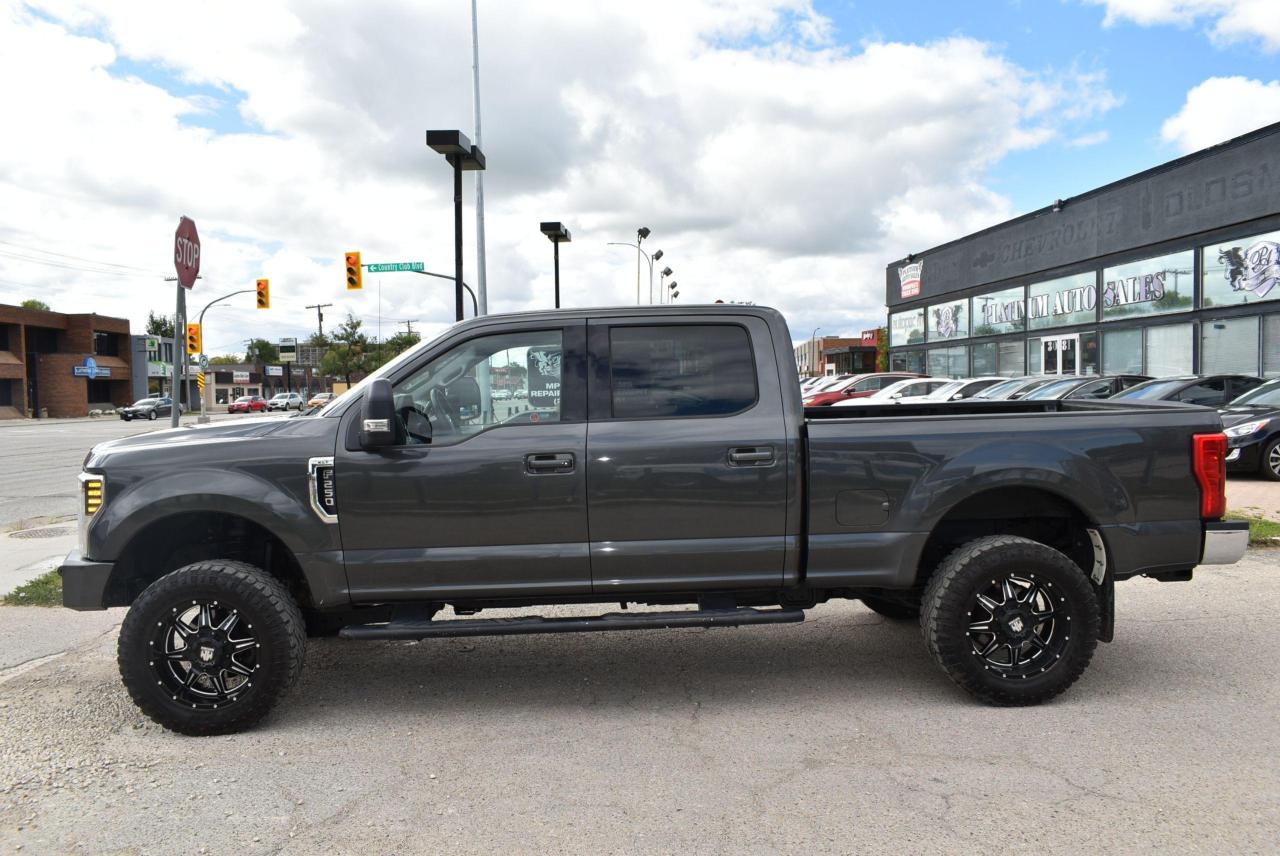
525,453,575,474
728,447,775,466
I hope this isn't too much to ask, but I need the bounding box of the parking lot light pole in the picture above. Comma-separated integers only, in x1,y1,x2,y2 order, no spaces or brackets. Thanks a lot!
539,222,571,308
426,130,486,322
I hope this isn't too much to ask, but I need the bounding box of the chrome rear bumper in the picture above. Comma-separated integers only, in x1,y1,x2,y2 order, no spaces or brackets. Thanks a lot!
1200,520,1249,566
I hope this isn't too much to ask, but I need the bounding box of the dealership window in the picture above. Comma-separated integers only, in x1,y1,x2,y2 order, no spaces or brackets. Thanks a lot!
890,349,925,373
1145,323,1194,377
1264,314,1280,378
1102,328,1142,374
971,342,997,375
1101,250,1195,322
1201,316,1259,375
971,286,1025,336
927,345,967,378
1202,228,1280,308
926,299,968,342
890,308,925,347
997,341,1025,376
1028,272,1096,330
1028,331,1098,375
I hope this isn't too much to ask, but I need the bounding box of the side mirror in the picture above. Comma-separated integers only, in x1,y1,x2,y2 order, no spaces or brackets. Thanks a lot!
359,378,396,450
951,393,963,400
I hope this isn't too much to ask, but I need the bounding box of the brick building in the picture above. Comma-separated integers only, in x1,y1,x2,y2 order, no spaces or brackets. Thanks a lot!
0,304,133,419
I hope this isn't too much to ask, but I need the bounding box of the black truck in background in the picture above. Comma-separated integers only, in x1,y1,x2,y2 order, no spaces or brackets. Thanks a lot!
60,306,1249,734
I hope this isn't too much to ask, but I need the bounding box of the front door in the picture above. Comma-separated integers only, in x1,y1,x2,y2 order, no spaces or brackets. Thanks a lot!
335,322,591,601
1042,335,1079,375
585,316,790,593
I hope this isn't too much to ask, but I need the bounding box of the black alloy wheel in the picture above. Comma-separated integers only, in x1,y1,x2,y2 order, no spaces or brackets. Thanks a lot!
1262,437,1280,482
921,535,1099,706
118,560,305,735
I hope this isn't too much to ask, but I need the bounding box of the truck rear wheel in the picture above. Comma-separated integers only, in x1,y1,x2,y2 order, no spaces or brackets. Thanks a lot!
920,535,1099,706
117,560,305,736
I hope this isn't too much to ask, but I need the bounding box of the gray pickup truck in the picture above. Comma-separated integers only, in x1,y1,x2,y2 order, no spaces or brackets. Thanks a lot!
61,306,1249,734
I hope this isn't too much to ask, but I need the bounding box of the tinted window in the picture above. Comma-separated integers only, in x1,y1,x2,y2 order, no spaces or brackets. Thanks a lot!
1178,378,1226,405
1229,378,1280,407
610,325,756,419
1066,379,1114,399
1113,379,1190,400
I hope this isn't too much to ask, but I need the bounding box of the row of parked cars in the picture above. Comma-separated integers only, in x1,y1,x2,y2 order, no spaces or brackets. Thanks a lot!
800,371,1280,480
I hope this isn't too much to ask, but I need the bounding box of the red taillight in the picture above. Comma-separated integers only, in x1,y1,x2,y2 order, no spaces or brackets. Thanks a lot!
1193,433,1227,519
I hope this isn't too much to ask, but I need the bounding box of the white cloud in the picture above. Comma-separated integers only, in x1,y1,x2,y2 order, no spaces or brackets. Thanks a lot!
1083,0,1280,52
1161,76,1280,152
0,0,1116,352
1067,130,1110,147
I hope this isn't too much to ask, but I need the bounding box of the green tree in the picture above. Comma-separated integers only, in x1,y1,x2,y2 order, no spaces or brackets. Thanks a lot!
320,344,363,385
306,331,330,348
320,314,373,383
21,298,50,311
244,338,279,364
145,311,174,339
209,355,240,365
875,326,889,371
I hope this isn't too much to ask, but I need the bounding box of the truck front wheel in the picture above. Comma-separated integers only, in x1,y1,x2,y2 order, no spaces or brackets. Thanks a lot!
117,560,306,735
920,535,1099,706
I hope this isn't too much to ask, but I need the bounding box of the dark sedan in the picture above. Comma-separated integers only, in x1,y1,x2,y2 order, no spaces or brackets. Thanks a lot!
118,396,183,421
1220,378,1280,480
1110,374,1265,407
1022,374,1151,401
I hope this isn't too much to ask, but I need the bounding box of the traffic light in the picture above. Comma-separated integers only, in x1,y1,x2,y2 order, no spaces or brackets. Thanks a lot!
185,323,202,355
256,278,270,309
345,252,363,290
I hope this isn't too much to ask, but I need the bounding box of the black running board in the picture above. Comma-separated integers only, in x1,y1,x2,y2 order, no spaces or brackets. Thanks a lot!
338,607,804,641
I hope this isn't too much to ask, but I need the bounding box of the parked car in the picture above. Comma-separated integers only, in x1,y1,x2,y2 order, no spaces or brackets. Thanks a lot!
803,372,925,406
61,305,1249,735
1022,375,1152,401
1219,378,1280,480
228,395,267,413
898,376,1007,403
306,392,335,408
1111,374,1265,407
831,377,952,406
118,397,183,421
492,388,512,400
801,373,853,396
972,376,1063,400
267,392,305,412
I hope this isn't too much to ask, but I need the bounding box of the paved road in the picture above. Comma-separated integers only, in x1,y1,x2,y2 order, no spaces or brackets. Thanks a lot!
0,413,258,530
2,550,1277,854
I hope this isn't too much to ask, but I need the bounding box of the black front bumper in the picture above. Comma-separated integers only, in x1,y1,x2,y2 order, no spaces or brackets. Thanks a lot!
58,550,114,611
1226,442,1262,472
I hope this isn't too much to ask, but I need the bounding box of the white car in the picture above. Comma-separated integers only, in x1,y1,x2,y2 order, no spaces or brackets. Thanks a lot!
895,376,1008,404
831,377,949,406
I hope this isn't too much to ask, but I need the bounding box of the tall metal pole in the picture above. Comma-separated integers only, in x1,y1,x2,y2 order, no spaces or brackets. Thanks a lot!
471,0,488,315
635,245,642,305
553,240,561,309
452,157,465,322
170,283,184,428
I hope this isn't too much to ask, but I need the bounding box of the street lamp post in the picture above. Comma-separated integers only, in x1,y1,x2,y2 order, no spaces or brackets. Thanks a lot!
194,288,255,422
658,266,672,305
426,130,486,322
635,227,650,304
539,222,572,308
608,241,654,305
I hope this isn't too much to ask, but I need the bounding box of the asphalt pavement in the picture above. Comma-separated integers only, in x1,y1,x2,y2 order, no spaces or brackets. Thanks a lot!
1,550,1278,854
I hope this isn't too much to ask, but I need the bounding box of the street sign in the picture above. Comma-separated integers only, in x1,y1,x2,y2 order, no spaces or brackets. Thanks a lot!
72,356,111,379
266,365,283,377
279,338,297,364
199,354,209,372
173,216,200,289
366,262,425,273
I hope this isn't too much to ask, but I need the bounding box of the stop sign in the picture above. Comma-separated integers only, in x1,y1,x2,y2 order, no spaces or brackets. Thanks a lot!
173,216,200,289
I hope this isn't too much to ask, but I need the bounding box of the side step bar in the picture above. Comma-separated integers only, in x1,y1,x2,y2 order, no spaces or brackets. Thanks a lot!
338,607,805,641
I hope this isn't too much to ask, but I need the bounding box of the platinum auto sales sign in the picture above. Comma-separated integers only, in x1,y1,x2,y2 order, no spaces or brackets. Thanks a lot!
898,260,922,299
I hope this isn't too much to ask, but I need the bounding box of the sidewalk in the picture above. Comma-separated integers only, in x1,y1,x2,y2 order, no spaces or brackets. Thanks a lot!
0,521,76,597
1226,478,1280,522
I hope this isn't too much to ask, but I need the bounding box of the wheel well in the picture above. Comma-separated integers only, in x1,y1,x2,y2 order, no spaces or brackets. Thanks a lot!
105,512,311,609
916,488,1095,586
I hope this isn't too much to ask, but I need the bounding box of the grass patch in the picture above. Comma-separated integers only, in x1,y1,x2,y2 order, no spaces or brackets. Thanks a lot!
2,569,63,606
1225,513,1280,547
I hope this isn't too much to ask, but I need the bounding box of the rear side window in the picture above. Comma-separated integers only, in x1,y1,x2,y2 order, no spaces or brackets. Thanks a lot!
609,325,757,419
1178,378,1226,405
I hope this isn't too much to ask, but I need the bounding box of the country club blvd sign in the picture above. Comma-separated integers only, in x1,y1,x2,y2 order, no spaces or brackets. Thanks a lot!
366,262,425,273
73,356,111,379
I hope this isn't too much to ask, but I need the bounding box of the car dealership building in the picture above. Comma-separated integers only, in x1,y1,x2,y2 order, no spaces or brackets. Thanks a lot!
885,121,1280,381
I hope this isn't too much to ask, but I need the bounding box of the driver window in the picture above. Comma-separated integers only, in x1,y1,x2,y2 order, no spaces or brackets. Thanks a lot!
391,329,563,445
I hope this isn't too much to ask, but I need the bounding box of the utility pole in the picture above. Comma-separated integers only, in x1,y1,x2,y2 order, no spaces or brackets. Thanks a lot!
305,303,332,338
401,320,415,335
471,0,488,315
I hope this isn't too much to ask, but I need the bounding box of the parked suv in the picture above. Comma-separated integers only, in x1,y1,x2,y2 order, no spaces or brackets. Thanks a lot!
268,392,305,412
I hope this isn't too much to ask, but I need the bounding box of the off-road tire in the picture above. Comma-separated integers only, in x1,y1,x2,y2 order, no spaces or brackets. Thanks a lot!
1261,437,1280,481
860,594,920,620
118,560,305,736
920,535,1099,706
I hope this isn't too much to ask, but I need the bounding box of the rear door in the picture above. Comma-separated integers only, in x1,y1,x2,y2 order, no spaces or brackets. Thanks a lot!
585,315,789,593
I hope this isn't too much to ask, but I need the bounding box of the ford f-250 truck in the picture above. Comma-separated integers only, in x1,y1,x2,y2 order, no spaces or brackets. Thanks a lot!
60,306,1249,735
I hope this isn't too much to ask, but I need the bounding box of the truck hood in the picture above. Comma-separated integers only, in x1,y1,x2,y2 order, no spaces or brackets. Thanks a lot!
85,416,318,467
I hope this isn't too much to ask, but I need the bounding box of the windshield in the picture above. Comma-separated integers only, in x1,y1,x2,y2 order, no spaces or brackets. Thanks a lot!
272,394,289,400
1023,378,1084,400
1111,379,1188,400
974,378,1026,399
807,375,850,394
867,379,918,400
1228,378,1280,407
922,380,965,400
235,396,252,403
131,398,157,406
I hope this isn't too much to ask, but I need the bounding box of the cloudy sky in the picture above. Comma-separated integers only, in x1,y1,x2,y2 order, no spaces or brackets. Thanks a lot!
1,0,1278,355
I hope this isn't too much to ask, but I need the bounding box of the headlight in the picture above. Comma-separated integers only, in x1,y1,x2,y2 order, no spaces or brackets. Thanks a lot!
1225,419,1269,438
78,473,105,555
